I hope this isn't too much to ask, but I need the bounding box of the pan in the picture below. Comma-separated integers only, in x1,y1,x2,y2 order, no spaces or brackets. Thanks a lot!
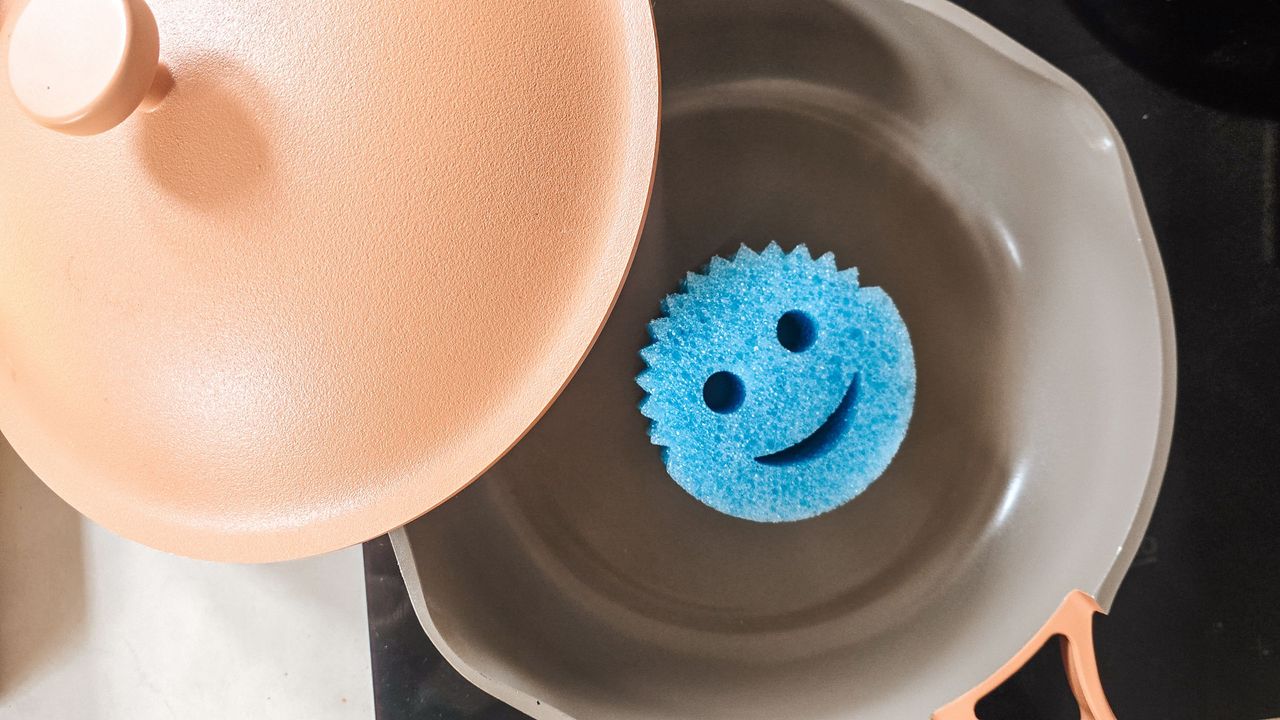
390,0,1175,717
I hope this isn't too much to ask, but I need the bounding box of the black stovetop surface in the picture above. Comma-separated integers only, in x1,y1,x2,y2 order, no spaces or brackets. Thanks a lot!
365,1,1280,718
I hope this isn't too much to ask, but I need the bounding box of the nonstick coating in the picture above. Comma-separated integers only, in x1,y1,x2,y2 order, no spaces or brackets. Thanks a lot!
393,1,1175,717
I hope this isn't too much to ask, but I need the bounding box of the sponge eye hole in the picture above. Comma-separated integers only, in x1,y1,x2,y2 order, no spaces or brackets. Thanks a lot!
777,310,816,352
703,371,745,414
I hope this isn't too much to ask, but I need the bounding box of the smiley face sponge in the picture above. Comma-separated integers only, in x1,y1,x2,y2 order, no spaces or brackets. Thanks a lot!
636,243,915,522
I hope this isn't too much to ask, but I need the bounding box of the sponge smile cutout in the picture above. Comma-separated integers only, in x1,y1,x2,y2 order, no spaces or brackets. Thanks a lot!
755,374,859,467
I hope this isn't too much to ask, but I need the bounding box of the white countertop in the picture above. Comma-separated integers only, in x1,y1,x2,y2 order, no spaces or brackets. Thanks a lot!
0,436,374,720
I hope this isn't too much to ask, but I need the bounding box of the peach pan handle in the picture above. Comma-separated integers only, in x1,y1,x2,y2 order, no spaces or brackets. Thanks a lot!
932,590,1117,720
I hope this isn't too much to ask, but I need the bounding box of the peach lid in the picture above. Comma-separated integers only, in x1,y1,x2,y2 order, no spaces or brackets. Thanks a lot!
0,0,659,560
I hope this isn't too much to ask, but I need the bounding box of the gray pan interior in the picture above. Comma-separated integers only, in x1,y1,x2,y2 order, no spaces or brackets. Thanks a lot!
392,0,1176,717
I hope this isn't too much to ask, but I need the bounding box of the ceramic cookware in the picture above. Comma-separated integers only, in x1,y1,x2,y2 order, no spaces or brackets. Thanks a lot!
0,0,659,561
390,0,1176,717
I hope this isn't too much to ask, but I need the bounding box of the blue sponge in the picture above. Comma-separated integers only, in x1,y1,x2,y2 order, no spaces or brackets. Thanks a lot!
637,243,915,522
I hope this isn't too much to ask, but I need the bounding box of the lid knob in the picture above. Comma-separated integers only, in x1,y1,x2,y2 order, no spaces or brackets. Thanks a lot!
6,0,171,135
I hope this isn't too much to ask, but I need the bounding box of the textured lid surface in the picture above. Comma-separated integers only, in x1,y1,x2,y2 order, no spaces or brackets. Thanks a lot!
0,0,659,561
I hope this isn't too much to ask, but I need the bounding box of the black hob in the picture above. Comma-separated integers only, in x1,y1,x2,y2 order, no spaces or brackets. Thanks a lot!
365,1,1280,717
